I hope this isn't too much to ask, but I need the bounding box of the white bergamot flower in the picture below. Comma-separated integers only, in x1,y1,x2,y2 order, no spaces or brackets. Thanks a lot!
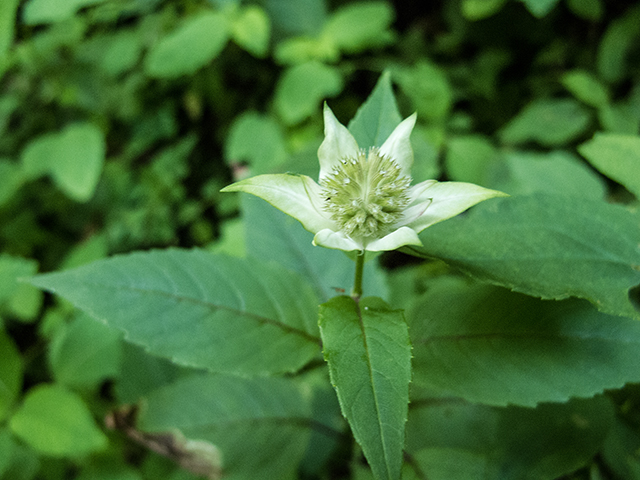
222,104,507,253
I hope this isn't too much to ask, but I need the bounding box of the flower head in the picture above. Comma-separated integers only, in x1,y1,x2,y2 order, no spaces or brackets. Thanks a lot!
222,105,507,252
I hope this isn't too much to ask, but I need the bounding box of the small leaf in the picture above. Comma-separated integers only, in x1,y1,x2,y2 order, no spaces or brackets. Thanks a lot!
0,254,43,322
0,0,20,58
596,5,640,83
395,61,452,122
275,61,343,125
145,12,229,78
578,133,640,199
461,0,508,20
138,373,312,479
567,0,603,20
499,98,591,146
31,249,321,375
404,195,640,320
0,160,24,207
518,0,560,17
409,279,640,406
319,296,411,480
22,0,105,24
445,135,497,184
230,5,270,58
323,1,394,53
10,384,107,457
561,69,609,108
0,329,22,422
20,123,106,202
348,70,402,148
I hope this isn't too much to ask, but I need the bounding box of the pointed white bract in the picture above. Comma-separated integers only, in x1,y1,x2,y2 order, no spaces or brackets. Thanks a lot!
222,104,507,253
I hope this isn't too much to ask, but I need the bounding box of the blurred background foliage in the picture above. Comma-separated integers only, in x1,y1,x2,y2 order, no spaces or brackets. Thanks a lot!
1,0,640,478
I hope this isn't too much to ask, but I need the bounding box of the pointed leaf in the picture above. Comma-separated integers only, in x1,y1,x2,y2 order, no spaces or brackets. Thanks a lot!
31,249,320,376
139,373,312,480
348,70,402,148
319,296,411,480
409,279,640,406
404,195,640,320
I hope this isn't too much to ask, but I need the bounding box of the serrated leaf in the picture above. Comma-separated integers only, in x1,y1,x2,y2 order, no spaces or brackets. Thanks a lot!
10,384,107,457
403,195,640,320
348,70,402,148
409,279,640,406
139,373,312,480
275,61,343,125
578,133,640,199
407,395,614,479
145,12,229,78
319,296,411,480
31,249,320,375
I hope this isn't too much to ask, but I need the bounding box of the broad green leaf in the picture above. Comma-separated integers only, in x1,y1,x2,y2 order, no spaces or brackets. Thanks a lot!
145,12,229,78
230,5,270,58
578,133,640,199
100,30,144,76
31,249,321,375
323,1,394,53
319,296,411,480
461,0,508,20
10,384,107,457
263,0,327,36
597,5,640,83
348,70,402,148
139,373,312,480
0,329,22,422
445,135,497,184
491,150,606,198
243,195,388,302
561,70,609,108
0,254,43,322
21,123,106,202
395,61,452,122
499,98,591,146
49,312,122,389
403,195,640,320
225,111,287,173
567,0,603,20
407,395,614,479
518,0,560,17
409,279,640,406
22,0,105,24
275,61,343,125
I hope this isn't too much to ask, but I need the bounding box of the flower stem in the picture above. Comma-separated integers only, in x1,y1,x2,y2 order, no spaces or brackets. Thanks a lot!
351,251,365,299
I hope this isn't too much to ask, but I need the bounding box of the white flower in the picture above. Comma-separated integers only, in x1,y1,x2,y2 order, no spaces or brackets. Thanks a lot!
222,105,507,252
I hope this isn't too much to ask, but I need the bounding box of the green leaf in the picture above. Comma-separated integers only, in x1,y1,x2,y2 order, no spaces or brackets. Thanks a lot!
491,150,606,198
230,5,270,58
0,254,43,322
499,98,591,146
243,195,388,303
407,395,614,479
22,0,105,24
144,12,229,78
49,312,122,389
0,329,22,422
0,428,13,477
21,123,106,202
31,249,321,375
461,0,508,20
323,1,394,53
225,111,287,174
578,133,640,199
0,0,19,58
445,135,497,184
567,0,603,20
561,69,609,108
139,373,312,480
598,103,640,134
9,384,107,457
404,195,640,320
395,61,452,122
518,0,560,17
275,61,343,125
597,5,640,83
409,279,640,406
348,70,402,148
0,159,24,207
319,296,411,480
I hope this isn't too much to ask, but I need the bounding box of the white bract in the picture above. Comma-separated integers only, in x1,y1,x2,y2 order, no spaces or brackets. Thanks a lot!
222,105,507,252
